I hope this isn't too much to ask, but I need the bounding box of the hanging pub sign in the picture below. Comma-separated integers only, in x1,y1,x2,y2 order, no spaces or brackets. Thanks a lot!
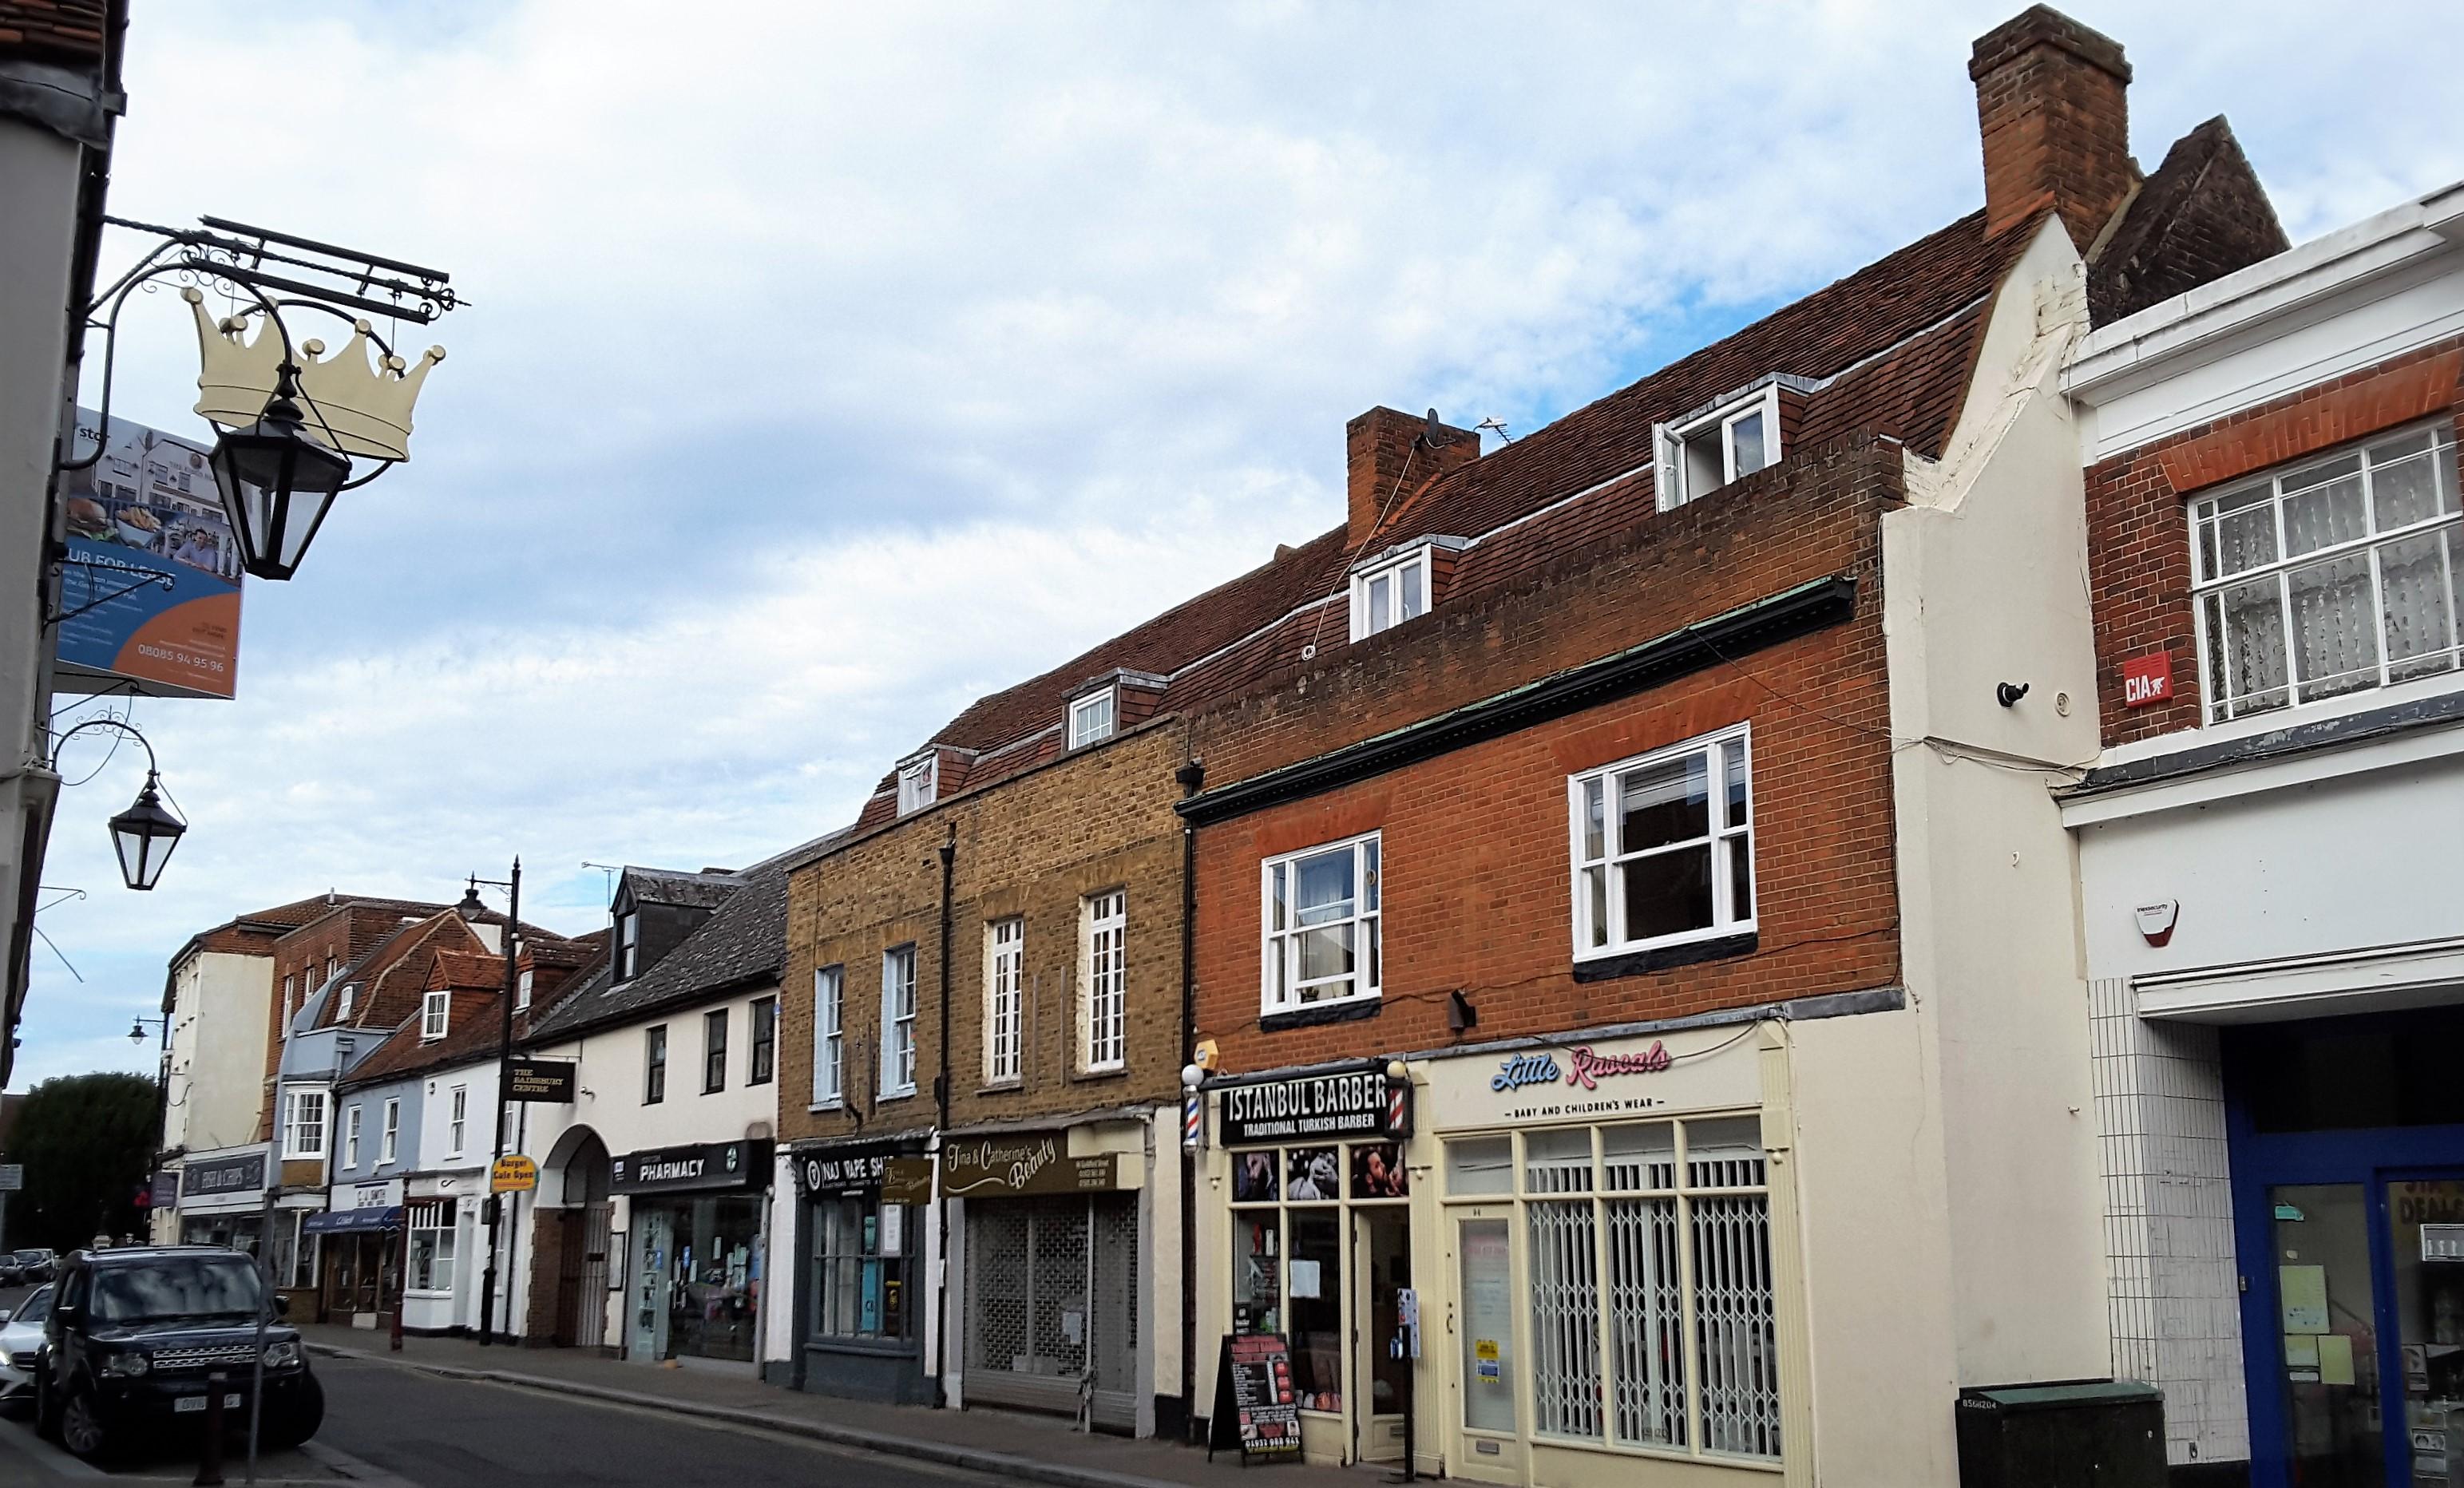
504,1059,577,1102
1218,1065,1406,1146
940,1132,1123,1197
611,1139,770,1195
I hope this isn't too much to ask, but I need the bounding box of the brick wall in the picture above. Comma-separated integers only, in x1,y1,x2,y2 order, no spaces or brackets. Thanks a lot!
1189,434,1907,1071
778,722,1192,1147
1969,6,2134,249
2084,337,2464,746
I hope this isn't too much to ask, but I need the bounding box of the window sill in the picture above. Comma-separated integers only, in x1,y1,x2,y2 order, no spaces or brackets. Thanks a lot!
1571,931,1757,982
1259,997,1382,1033
807,1099,846,1114
977,1080,1024,1095
1070,1065,1128,1085
881,1090,918,1102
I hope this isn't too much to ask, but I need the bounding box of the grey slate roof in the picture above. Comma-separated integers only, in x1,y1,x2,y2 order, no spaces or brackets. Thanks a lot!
621,867,739,910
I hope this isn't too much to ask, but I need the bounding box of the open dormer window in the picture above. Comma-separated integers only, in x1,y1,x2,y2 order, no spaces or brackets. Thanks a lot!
1068,688,1117,748
1349,547,1432,641
897,754,937,815
1657,385,1781,510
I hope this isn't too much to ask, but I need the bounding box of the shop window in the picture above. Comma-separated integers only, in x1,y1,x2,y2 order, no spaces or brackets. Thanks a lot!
2193,422,2462,722
1570,724,1754,960
1261,833,1381,1015
703,1007,729,1094
749,996,777,1086
813,1196,910,1340
1440,1117,1779,1462
1232,1211,1282,1336
882,947,918,1097
984,918,1024,1085
407,1201,457,1293
1082,890,1127,1072
1226,1138,1412,1419
812,966,844,1106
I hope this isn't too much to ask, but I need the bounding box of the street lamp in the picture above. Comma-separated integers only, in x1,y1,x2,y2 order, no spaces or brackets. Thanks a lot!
50,718,187,892
206,361,352,582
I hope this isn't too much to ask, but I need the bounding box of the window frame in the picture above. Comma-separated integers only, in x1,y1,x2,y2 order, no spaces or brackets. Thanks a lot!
615,909,640,981
380,1098,400,1165
2188,419,2463,725
1656,386,1781,511
882,946,918,1097
983,918,1024,1085
1259,831,1384,1016
1349,547,1433,641
447,1084,468,1155
336,982,356,1020
644,1024,667,1105
421,989,449,1042
281,1086,328,1160
343,1104,362,1169
1068,688,1118,749
1568,723,1756,963
516,968,534,1011
897,756,937,815
812,966,845,1109
1082,889,1127,1073
703,1006,729,1094
749,995,777,1086
406,1200,458,1294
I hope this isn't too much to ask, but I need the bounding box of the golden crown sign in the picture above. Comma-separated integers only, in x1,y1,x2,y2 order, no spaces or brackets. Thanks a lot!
184,286,445,463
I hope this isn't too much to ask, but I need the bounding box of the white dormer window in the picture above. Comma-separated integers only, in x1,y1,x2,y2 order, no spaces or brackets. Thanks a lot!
1657,385,1781,510
1068,689,1117,748
897,754,937,815
421,990,449,1042
516,968,534,1011
337,983,356,1021
1349,548,1432,641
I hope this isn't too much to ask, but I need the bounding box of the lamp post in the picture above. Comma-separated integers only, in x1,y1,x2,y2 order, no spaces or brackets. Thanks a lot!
130,1014,170,1239
462,862,521,1347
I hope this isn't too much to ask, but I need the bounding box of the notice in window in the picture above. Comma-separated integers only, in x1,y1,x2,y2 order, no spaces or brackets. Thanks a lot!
1289,1259,1322,1300
2280,1264,2329,1333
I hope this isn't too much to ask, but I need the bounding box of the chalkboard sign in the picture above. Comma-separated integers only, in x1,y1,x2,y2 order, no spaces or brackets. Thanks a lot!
1207,1333,1301,1463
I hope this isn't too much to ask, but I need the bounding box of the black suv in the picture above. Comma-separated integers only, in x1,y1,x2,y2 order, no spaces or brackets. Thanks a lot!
35,1246,323,1462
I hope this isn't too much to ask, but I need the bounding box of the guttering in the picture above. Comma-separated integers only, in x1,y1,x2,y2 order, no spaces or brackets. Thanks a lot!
1176,574,1858,825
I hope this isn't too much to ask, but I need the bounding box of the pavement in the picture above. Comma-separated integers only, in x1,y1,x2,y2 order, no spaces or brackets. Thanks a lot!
296,1324,1363,1488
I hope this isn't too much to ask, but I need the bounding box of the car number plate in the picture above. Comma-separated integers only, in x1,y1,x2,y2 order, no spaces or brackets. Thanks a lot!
173,1392,244,1413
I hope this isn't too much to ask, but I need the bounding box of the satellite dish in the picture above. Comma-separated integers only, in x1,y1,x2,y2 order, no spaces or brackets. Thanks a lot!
1423,408,1443,445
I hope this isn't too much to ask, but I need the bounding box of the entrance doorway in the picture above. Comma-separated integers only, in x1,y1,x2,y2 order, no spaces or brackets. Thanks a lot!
1353,1205,1412,1465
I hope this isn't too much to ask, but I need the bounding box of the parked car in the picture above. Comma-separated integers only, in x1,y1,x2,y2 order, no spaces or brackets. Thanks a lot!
0,1255,18,1287
0,1283,53,1406
12,1249,57,1284
35,1246,322,1462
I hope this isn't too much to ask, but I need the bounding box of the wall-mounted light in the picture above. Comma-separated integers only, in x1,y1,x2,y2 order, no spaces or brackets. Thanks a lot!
1447,989,1478,1034
50,718,185,892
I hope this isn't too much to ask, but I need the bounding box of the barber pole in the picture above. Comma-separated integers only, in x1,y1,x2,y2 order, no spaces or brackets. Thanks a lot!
1388,1075,1410,1136
1184,1088,1203,1149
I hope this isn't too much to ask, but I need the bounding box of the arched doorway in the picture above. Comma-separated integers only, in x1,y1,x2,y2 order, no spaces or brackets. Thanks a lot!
540,1126,613,1348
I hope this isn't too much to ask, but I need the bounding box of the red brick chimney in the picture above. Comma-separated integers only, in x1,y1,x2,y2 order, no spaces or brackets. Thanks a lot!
1971,6,2136,249
1345,406,1480,552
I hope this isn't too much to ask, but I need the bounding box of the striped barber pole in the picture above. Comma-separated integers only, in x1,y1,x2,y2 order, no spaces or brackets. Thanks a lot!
1183,1089,1204,1149
1388,1075,1410,1136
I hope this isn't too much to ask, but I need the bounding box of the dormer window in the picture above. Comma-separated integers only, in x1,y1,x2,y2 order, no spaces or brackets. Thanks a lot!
897,754,937,815
337,983,356,1021
422,989,449,1042
516,968,534,1011
1068,688,1117,748
1657,385,1781,510
615,908,640,981
1349,547,1431,641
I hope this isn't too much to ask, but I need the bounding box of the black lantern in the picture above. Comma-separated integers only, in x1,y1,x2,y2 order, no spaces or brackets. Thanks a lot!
129,1019,147,1045
108,770,186,892
208,362,352,581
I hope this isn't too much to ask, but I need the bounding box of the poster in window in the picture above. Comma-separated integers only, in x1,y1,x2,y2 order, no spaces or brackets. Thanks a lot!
1350,1142,1408,1198
1234,1150,1279,1203
1285,1147,1340,1201
1460,1218,1517,1434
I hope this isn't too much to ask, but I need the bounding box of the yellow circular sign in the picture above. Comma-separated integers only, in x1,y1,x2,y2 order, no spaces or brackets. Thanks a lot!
491,1155,538,1193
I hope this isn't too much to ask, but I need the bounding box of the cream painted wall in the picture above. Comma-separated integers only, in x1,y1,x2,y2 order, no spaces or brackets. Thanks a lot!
165,949,274,1155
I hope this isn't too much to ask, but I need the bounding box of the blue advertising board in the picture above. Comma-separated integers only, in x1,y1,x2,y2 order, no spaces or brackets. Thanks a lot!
55,408,243,698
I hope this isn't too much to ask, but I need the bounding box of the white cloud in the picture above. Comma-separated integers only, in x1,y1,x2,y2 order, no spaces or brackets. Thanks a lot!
16,0,2461,1086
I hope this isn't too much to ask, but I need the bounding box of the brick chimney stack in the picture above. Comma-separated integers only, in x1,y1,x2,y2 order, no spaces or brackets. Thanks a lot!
1971,6,2136,250
1345,406,1480,553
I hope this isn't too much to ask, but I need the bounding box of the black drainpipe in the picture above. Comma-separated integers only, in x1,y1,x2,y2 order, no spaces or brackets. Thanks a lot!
933,822,956,1408
1173,748,1206,1441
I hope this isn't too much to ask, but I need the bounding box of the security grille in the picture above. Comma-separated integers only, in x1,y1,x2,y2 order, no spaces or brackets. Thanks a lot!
967,1204,1033,1373
1527,1199,1602,1439
1605,1195,1686,1447
1692,1193,1778,1457
966,1193,1141,1433
1088,1194,1139,1423
576,1202,614,1351
1031,1200,1089,1379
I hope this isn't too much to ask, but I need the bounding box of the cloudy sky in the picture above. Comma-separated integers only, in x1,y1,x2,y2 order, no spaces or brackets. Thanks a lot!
18,0,2459,1087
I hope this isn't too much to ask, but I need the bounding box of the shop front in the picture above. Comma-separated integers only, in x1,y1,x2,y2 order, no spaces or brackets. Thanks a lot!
1204,1062,1418,1468
786,1134,935,1405
945,1123,1145,1432
309,1179,406,1328
174,1144,270,1251
612,1138,773,1368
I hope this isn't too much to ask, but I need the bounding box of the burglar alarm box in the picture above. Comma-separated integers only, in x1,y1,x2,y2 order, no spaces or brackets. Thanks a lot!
1955,1379,2165,1488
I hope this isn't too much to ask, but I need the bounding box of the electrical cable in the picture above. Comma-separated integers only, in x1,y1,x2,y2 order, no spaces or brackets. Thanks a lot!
1301,439,1423,663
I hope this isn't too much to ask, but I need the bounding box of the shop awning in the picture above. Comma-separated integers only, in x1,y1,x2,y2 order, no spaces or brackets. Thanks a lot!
303,1206,402,1235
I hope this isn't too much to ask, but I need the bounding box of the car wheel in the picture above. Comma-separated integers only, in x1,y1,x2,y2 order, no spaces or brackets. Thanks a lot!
259,1371,324,1450
58,1384,112,1462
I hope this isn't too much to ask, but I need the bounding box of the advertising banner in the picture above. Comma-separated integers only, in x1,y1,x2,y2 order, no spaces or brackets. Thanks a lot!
55,408,243,698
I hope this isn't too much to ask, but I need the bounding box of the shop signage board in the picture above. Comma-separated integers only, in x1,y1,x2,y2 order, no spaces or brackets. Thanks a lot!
340,1178,406,1209
491,1155,539,1193
881,1158,935,1205
1206,1332,1302,1462
181,1150,267,1201
610,1139,770,1195
1218,1067,1405,1146
55,409,244,700
1424,1023,1762,1130
940,1133,1122,1197
789,1138,923,1198
505,1059,578,1102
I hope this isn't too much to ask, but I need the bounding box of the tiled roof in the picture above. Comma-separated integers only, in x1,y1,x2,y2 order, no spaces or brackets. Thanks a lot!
340,991,507,1088
845,206,2038,828
528,863,792,1042
621,867,742,911
0,1,106,64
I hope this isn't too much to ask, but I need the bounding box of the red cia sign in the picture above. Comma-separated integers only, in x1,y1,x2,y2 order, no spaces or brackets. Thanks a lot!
2121,653,2173,708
